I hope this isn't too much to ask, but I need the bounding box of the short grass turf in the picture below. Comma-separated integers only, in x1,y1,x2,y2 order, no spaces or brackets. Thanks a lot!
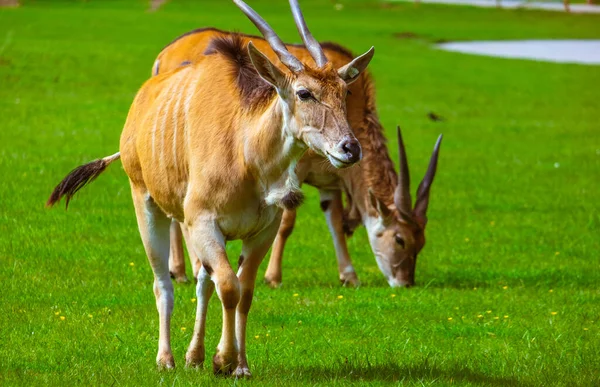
1,0,599,385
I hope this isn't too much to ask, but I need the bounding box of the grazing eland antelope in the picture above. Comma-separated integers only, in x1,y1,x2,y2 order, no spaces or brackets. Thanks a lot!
47,0,374,376
154,29,443,288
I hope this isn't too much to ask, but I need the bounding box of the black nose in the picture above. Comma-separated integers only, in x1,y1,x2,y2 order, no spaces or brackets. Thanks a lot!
338,136,362,163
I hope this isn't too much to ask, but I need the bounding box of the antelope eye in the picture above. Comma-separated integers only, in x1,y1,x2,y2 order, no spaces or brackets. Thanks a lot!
296,89,313,101
395,234,405,248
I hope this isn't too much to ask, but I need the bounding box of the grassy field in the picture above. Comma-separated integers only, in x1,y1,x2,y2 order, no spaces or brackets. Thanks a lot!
1,0,599,385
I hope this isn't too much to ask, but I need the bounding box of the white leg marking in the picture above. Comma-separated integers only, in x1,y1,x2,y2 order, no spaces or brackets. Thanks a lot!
131,188,175,368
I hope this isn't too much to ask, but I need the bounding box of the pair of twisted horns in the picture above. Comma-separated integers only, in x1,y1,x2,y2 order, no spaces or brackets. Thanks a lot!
233,0,328,72
394,126,443,224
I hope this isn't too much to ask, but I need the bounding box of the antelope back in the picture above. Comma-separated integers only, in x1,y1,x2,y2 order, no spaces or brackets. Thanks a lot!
153,28,370,136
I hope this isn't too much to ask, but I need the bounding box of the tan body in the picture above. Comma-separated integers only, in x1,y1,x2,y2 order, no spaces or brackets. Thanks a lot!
48,0,375,376
122,60,294,240
157,28,442,289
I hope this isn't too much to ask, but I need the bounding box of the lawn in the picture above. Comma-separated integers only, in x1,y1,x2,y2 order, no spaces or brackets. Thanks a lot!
1,0,599,385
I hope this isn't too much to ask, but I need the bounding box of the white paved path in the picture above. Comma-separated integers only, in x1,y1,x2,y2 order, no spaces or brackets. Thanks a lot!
391,0,600,13
437,40,600,65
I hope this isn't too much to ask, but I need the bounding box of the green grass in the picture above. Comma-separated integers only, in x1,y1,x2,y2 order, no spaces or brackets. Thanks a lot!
1,0,599,385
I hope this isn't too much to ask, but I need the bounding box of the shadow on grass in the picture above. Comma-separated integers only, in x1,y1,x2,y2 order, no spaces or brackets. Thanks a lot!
284,362,528,386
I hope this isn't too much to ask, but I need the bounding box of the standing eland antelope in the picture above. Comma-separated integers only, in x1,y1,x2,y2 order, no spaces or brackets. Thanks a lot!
154,29,443,288
47,0,374,376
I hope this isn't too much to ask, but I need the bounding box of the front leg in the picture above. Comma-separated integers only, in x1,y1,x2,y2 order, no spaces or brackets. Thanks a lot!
235,214,282,377
320,189,359,286
185,216,240,375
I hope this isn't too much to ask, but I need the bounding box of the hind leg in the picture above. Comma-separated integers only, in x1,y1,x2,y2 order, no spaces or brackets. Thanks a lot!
320,189,359,286
264,208,297,287
130,183,175,368
169,220,189,283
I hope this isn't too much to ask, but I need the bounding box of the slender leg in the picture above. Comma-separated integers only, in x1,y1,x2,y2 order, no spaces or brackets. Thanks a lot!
264,208,296,287
185,216,240,374
181,224,202,280
320,189,360,287
235,214,282,377
130,184,175,368
185,264,214,367
169,220,189,283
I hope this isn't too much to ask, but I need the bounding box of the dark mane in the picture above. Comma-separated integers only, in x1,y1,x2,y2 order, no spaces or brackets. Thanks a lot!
342,73,398,235
204,34,276,108
360,73,398,205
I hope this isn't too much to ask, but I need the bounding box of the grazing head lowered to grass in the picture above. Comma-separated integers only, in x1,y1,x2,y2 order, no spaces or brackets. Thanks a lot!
365,127,442,287
154,29,442,288
46,0,374,377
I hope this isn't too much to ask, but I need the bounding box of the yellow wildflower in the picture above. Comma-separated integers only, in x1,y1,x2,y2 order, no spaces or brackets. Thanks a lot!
337,295,343,299
60,316,66,321
551,312,558,315
129,262,135,266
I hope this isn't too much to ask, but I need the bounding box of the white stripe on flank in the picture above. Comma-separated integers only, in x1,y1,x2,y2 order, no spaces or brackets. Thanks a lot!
151,107,161,161
159,80,179,170
172,74,189,175
183,70,200,149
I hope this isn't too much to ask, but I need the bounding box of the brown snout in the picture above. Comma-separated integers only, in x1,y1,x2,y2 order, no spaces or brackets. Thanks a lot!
392,262,415,288
337,136,362,164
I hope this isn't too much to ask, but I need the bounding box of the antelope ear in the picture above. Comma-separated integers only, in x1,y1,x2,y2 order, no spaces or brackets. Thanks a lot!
338,46,375,84
247,41,287,88
368,189,391,219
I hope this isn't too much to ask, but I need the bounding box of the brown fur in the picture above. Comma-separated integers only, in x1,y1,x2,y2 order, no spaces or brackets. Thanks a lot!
204,34,275,108
281,191,304,210
47,158,110,209
357,75,398,205
319,200,331,212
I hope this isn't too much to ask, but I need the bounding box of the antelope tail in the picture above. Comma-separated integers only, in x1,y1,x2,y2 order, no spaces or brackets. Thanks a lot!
46,152,121,209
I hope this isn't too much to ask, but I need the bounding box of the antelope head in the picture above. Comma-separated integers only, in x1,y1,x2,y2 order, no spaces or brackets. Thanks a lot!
235,0,374,168
367,127,443,287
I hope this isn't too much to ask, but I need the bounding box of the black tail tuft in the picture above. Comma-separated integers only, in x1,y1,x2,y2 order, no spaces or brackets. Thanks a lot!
46,158,108,209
